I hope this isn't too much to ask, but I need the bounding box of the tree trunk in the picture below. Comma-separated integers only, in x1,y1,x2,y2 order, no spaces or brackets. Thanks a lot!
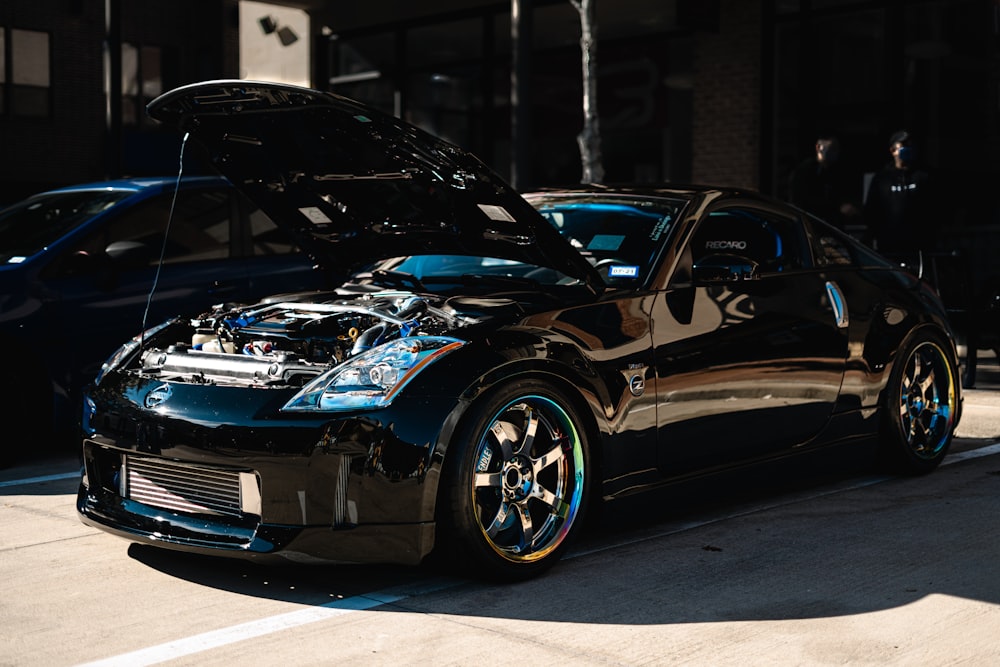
571,0,604,184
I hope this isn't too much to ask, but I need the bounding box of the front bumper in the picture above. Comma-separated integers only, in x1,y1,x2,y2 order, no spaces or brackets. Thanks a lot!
77,437,435,565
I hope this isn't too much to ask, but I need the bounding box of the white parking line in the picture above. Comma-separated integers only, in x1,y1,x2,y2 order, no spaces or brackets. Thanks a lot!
0,471,79,488
943,442,1000,465
76,578,460,667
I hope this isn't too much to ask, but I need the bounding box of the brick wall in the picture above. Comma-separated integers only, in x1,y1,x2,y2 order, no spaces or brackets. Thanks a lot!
690,0,761,190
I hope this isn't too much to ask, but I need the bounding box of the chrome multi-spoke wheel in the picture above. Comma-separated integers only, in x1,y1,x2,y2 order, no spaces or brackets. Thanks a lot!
443,382,589,580
882,335,959,474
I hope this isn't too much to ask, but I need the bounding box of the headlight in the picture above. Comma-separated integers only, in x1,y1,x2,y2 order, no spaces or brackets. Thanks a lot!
94,319,175,385
282,336,466,412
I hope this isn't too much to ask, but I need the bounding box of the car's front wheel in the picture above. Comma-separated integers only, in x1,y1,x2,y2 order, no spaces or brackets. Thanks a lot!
440,380,590,581
880,332,959,474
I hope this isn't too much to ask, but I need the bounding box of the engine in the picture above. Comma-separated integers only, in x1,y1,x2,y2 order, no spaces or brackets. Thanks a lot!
136,291,476,388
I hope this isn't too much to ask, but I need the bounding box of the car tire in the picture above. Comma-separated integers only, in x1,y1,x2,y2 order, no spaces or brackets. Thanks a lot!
439,380,590,581
879,331,959,475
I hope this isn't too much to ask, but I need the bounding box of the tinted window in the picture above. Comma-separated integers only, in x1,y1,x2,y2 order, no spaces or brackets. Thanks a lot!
72,189,232,266
691,207,807,273
803,215,886,268
0,190,132,263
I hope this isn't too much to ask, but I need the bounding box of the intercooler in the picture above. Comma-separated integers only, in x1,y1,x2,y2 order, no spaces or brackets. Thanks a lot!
122,455,261,518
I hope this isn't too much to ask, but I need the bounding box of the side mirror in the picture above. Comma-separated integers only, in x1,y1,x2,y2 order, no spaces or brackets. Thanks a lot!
104,240,153,269
692,253,759,283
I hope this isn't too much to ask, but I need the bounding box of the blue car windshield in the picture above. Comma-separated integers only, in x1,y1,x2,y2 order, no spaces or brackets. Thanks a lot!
0,190,132,264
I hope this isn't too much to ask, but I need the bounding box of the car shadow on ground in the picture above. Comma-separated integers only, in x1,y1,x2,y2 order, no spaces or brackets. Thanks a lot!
124,442,1000,624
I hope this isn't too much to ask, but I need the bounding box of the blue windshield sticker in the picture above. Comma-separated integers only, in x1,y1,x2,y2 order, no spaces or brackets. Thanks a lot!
608,265,639,278
587,234,625,251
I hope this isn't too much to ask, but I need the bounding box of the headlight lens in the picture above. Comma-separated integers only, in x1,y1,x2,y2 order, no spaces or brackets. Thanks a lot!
94,319,175,385
282,336,466,412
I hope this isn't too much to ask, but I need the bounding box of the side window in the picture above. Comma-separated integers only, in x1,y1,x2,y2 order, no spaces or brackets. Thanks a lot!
690,207,806,274
104,189,232,265
57,190,232,268
803,216,885,268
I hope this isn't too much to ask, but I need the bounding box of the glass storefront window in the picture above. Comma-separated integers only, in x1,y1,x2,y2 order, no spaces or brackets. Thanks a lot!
141,46,162,99
406,18,482,69
772,10,885,201
328,33,396,115
406,68,476,148
119,42,163,126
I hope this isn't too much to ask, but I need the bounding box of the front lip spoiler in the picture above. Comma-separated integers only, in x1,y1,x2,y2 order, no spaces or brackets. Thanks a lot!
76,486,300,559
77,484,436,566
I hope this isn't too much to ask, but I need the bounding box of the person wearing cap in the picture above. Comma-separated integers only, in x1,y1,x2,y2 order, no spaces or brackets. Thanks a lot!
862,130,938,254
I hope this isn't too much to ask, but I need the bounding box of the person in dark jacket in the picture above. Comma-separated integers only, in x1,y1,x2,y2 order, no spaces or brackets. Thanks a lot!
788,134,861,230
863,130,937,254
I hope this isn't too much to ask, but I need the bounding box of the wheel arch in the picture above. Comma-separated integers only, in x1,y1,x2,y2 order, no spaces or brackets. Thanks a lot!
877,322,961,410
429,361,607,528
875,322,962,473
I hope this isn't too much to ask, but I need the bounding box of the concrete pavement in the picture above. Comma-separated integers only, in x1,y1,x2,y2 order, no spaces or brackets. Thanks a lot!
957,353,1000,441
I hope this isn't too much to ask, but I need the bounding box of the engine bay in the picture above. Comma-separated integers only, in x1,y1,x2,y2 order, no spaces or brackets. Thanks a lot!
134,290,492,388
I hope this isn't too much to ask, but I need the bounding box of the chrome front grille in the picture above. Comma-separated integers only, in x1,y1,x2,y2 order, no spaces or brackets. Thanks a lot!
124,456,258,518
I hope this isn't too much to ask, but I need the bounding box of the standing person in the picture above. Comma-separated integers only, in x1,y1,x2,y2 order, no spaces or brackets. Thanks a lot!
862,130,937,254
788,134,861,230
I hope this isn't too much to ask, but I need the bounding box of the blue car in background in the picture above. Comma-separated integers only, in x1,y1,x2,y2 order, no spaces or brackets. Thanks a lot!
0,176,326,464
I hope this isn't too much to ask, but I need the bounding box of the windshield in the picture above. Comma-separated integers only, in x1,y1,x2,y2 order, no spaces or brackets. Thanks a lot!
531,195,679,285
376,195,680,289
0,190,133,264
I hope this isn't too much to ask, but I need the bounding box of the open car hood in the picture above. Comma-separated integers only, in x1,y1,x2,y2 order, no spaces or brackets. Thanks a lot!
147,80,603,292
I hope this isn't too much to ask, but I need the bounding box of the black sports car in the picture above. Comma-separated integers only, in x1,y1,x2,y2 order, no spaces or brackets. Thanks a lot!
78,81,962,581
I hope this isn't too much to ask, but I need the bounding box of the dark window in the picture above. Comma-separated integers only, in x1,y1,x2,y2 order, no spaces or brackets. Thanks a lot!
803,215,884,268
691,207,807,274
9,28,50,118
121,42,163,126
59,189,233,273
0,190,132,263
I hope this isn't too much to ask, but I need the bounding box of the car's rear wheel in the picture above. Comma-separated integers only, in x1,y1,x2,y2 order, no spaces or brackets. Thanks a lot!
880,332,959,474
440,381,590,581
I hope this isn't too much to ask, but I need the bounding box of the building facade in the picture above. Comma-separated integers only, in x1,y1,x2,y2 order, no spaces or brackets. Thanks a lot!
3,0,997,237
0,0,241,204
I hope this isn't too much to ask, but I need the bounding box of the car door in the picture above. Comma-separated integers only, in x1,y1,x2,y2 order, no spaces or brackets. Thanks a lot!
653,203,849,475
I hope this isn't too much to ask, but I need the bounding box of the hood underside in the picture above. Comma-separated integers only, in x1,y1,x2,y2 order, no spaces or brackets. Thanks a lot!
147,80,602,290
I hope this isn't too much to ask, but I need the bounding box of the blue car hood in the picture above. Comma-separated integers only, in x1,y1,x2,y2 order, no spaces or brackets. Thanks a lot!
147,80,603,292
